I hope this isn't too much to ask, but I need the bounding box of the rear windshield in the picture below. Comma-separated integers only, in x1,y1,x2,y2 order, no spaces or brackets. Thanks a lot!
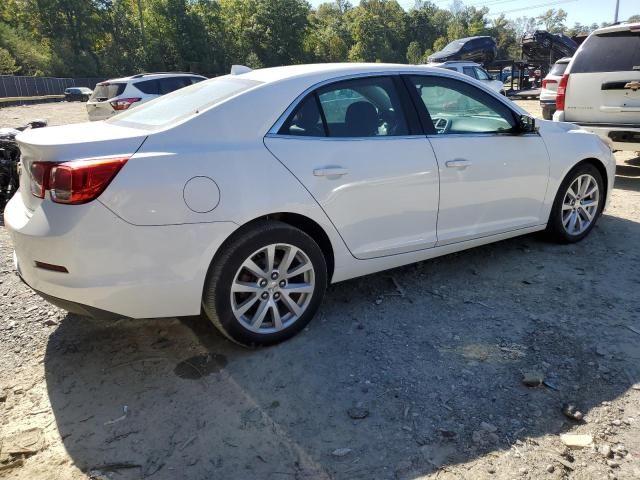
572,31,640,73
107,76,262,128
91,82,126,100
549,62,568,76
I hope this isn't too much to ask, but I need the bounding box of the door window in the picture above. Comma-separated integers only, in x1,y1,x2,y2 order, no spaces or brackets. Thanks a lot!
279,95,326,137
473,67,490,80
279,77,409,138
317,77,409,137
408,75,516,135
135,79,160,94
462,66,476,78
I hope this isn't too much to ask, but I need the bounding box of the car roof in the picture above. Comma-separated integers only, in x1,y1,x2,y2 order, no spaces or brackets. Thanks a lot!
555,57,572,64
591,21,640,35
237,63,447,85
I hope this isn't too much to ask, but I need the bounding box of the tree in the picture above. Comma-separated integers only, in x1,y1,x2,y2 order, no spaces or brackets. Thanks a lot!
510,16,537,39
0,47,19,74
347,0,407,63
304,2,351,62
536,8,567,33
406,41,422,64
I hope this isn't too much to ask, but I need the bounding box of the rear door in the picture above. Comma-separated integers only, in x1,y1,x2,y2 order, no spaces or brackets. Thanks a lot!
265,75,440,260
565,28,640,124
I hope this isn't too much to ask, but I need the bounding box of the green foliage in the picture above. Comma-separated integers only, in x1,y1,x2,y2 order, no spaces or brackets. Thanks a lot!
0,0,589,78
536,8,567,33
0,47,19,74
406,41,422,64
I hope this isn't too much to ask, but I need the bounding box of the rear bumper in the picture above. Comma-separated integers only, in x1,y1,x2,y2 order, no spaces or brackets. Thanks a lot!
5,192,237,319
553,112,640,151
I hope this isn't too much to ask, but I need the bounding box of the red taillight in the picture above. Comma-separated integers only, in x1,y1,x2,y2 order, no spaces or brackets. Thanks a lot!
542,79,557,89
110,98,141,110
48,157,128,204
30,162,53,198
556,74,569,112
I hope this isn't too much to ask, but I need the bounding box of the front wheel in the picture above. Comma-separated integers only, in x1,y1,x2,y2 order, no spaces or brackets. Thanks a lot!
547,163,604,243
202,221,327,347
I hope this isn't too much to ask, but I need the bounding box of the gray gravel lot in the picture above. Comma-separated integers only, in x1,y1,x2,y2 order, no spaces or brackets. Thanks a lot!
1,101,639,480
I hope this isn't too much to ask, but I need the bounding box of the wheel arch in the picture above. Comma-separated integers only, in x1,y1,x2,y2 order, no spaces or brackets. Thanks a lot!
572,157,609,200
205,212,336,289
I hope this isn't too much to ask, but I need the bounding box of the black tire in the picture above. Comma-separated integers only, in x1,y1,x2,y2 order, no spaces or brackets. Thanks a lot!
542,109,552,120
202,221,327,347
547,163,604,243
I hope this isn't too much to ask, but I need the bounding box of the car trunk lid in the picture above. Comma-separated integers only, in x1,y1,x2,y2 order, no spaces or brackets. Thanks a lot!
17,121,148,212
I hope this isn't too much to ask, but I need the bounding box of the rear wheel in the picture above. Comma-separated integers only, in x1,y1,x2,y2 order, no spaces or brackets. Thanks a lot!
202,221,327,347
547,163,604,243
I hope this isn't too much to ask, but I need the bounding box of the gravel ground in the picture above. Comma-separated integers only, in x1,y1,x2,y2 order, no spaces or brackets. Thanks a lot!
1,101,640,480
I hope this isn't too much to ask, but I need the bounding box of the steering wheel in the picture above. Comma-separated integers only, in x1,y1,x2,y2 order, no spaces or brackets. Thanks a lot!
432,117,450,134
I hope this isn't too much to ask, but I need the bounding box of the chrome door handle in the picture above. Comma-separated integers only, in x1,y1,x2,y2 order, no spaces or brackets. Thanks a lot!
313,167,348,177
445,159,472,169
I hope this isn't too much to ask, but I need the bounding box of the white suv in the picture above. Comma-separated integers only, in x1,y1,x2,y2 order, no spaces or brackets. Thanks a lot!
429,61,505,95
540,57,571,120
553,23,640,152
87,73,207,121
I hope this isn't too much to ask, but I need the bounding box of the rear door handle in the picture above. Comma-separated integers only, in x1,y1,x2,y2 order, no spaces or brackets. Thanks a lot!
445,159,472,169
313,167,348,177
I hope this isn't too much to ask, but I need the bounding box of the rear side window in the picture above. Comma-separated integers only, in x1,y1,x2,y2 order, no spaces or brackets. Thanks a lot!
279,95,326,137
135,79,160,94
159,77,193,94
279,76,409,138
91,82,126,100
572,31,640,73
549,62,568,76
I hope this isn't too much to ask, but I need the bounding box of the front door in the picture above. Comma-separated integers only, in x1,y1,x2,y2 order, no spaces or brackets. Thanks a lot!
265,75,440,259
405,74,550,245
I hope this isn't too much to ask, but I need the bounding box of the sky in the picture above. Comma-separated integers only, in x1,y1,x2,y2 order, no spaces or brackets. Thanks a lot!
308,0,638,27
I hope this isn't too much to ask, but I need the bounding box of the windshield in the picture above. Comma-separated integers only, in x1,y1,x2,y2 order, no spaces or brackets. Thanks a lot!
441,40,464,54
107,76,262,128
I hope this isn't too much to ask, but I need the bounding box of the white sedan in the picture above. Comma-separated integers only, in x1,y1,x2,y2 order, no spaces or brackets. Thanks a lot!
6,63,615,346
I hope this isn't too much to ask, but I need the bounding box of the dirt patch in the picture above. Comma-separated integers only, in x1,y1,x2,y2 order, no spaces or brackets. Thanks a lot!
1,101,639,479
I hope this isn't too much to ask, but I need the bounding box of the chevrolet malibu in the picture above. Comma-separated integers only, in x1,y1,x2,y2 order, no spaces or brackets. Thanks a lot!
5,63,615,346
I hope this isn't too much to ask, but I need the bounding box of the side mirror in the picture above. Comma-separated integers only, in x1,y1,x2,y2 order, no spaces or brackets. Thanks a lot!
519,114,536,133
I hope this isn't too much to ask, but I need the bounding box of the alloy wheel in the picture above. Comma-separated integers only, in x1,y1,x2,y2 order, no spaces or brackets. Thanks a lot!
230,243,315,333
561,173,600,236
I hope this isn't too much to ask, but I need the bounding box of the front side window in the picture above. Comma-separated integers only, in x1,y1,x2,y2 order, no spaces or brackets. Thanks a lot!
474,67,490,80
462,66,476,78
408,75,516,135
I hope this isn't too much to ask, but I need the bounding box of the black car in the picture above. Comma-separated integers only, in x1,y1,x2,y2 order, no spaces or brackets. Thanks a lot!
64,87,93,102
521,31,578,67
427,36,497,65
